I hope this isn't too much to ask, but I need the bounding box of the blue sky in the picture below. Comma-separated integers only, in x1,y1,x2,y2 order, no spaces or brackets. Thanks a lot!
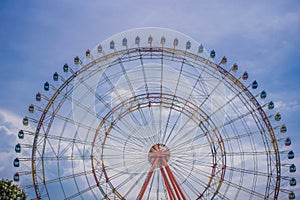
0,0,299,198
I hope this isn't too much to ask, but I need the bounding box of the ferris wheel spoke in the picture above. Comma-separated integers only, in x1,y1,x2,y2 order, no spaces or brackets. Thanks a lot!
102,144,144,155
39,155,89,161
214,193,231,200
103,155,148,172
102,154,145,164
65,183,98,200
118,59,151,127
175,156,214,168
208,82,253,119
109,122,154,147
172,161,213,181
169,163,205,197
164,107,211,148
163,64,210,145
158,56,164,143
169,135,209,154
103,123,140,145
162,58,185,144
164,93,223,149
39,169,94,186
104,131,145,149
105,165,149,185
167,124,206,150
71,160,86,200
109,165,151,197
58,140,74,158
226,165,270,177
221,178,265,199
122,166,152,198
222,107,260,128
222,129,260,143
197,71,226,111
138,49,160,142
139,50,149,94
171,140,211,155
80,80,112,116
102,156,145,168
42,109,98,134
166,117,208,151
219,101,257,144
172,155,213,166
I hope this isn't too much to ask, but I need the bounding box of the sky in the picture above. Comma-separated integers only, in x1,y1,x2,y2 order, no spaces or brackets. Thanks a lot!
0,0,299,199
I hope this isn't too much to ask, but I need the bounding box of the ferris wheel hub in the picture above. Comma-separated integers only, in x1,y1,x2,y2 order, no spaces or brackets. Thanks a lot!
148,144,171,167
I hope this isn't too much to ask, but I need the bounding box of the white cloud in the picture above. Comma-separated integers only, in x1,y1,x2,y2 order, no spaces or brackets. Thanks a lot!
275,100,300,113
0,0,299,198
0,108,23,180
0,109,23,130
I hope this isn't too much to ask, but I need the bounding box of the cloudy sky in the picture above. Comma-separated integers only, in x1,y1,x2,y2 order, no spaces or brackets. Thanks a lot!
0,0,299,198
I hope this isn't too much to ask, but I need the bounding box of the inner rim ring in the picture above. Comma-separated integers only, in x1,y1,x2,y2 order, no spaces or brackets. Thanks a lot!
91,92,226,198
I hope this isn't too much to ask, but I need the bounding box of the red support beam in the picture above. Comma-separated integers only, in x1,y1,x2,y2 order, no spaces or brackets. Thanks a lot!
160,167,175,200
163,159,186,200
137,157,159,200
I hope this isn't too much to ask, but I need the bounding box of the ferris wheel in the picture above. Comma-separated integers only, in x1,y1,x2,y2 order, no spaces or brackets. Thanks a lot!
13,28,296,199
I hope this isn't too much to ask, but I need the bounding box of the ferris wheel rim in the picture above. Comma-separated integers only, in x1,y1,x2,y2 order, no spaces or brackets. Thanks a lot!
90,91,227,198
31,47,280,199
14,27,293,200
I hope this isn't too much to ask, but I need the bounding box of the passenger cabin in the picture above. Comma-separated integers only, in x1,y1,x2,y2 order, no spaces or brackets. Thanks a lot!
13,158,20,167
221,56,227,64
15,144,21,153
285,137,291,146
110,41,115,49
74,56,80,65
252,81,258,89
275,112,281,121
290,178,296,186
260,90,267,99
268,101,274,110
13,173,20,182
18,130,24,139
97,45,102,53
186,41,191,49
23,117,28,126
53,72,59,81
288,150,294,159
289,192,295,200
86,49,90,58
242,71,248,80
210,50,216,58
28,104,34,113
198,44,204,53
232,63,238,72
280,124,287,133
36,92,41,102
135,36,140,45
122,38,127,46
148,36,153,44
173,38,178,47
290,164,296,173
63,63,69,72
44,82,49,91
161,36,166,45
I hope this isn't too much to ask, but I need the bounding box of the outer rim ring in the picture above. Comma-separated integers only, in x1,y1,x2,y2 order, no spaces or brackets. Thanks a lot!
31,32,280,199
